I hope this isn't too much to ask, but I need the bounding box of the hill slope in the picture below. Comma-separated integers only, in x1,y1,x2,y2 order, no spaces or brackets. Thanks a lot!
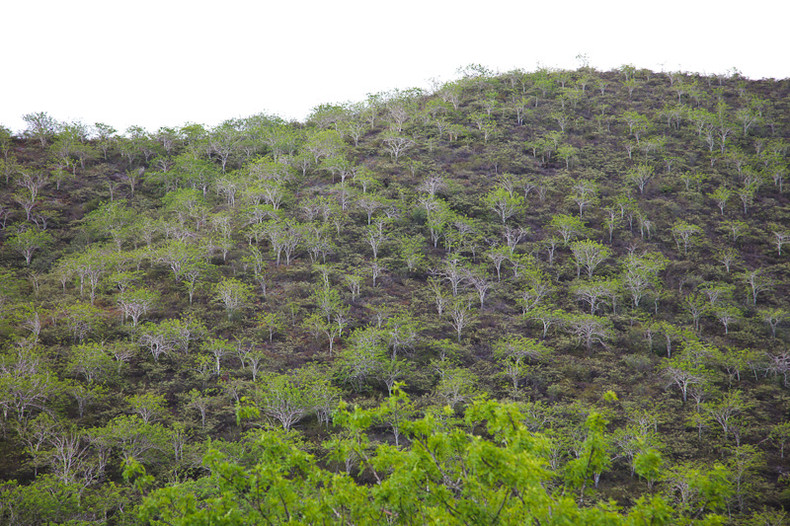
1,66,789,524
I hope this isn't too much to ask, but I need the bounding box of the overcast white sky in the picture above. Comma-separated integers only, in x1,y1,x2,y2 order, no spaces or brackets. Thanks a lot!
2,0,788,135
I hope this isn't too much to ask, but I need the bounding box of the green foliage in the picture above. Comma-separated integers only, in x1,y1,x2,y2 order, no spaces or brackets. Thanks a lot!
68,342,116,384
134,394,737,524
564,411,612,497
569,239,612,278
483,186,524,224
634,444,664,489
549,213,588,244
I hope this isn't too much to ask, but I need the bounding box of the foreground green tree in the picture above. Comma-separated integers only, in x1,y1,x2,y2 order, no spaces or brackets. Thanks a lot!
136,393,727,525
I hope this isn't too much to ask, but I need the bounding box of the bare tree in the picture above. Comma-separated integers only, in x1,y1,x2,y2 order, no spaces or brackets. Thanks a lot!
664,359,707,403
448,297,475,342
773,231,790,256
382,133,415,162
417,176,447,198
740,269,771,305
464,268,492,308
364,221,387,260
565,313,612,352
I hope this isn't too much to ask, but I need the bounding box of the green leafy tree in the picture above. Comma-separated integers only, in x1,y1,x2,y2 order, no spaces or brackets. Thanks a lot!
526,306,566,338
0,476,99,525
715,246,740,273
773,230,790,256
634,443,664,491
494,335,551,392
127,392,167,424
263,218,302,266
565,411,612,500
557,143,579,169
255,311,283,342
626,163,655,194
335,327,388,392
137,392,732,525
664,358,710,404
483,187,524,224
5,227,53,266
569,240,612,278
137,318,195,362
622,253,667,308
726,444,764,512
621,111,651,143
549,213,588,243
92,414,168,466
713,304,742,334
214,278,253,320
83,201,138,250
768,421,790,458
203,337,234,375
67,343,115,385
253,371,317,431
571,279,619,314
671,220,702,255
154,240,202,281
57,301,104,343
384,312,420,358
708,186,731,215
664,462,732,518
186,388,216,429
398,235,425,271
702,390,749,441
569,179,598,217
180,258,213,305
448,296,476,342
116,287,158,327
434,365,481,409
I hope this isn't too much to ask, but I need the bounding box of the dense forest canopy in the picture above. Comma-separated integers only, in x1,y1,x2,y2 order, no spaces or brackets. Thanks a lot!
0,64,789,525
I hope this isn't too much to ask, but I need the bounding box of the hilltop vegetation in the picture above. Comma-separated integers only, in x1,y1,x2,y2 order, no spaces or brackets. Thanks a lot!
1,64,789,524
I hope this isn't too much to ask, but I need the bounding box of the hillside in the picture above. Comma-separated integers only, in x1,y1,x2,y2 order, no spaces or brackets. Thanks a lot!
1,65,789,524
